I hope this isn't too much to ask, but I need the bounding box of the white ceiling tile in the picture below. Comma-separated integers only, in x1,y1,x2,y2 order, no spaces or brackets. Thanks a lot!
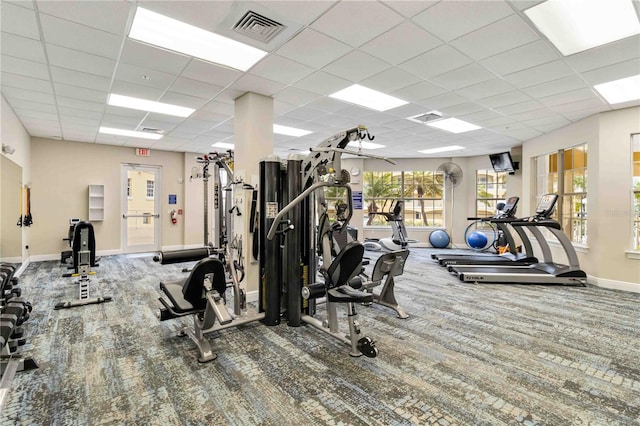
62,132,96,143
504,60,575,88
412,0,513,41
160,92,209,109
13,108,59,121
273,86,323,106
276,28,352,69
40,14,123,59
104,105,148,120
451,15,540,60
189,109,230,125
273,100,297,116
565,36,640,73
480,40,560,76
111,80,165,101
114,64,176,90
322,50,390,82
319,113,362,129
384,0,437,17
581,58,640,85
101,113,144,128
0,33,45,63
495,99,546,115
360,21,442,65
303,98,351,114
1,55,49,80
508,0,545,11
509,108,556,122
419,92,467,109
293,71,350,96
538,88,600,108
57,96,105,112
399,45,472,80
60,117,100,128
58,106,103,121
522,116,571,132
180,59,242,86
439,102,485,117
311,1,404,48
136,120,178,134
361,68,422,93
458,109,506,124
501,127,542,141
6,1,34,9
46,44,116,78
476,90,531,108
201,100,234,116
430,63,496,90
521,76,588,99
50,66,111,92
257,1,336,25
390,81,447,103
229,74,285,97
53,82,108,103
211,87,245,104
2,72,52,93
454,78,515,100
151,138,191,151
249,54,315,86
5,98,57,114
278,107,326,123
120,40,191,75
1,2,39,39
549,98,609,115
2,87,55,104
563,107,608,122
142,113,185,126
37,0,131,35
95,133,127,146
169,77,224,100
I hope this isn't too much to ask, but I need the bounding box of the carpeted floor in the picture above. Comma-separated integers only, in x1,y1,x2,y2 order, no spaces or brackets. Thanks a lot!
2,248,639,425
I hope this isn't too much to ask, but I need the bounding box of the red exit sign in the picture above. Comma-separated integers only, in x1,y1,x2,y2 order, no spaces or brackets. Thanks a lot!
136,148,150,157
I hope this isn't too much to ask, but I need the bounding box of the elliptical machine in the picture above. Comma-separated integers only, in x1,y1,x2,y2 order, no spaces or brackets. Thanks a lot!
363,200,410,251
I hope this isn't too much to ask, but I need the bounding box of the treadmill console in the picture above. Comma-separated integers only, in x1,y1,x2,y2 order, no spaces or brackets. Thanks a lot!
499,196,519,218
535,194,558,218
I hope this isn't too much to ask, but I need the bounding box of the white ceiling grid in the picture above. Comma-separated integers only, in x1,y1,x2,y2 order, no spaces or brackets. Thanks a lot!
1,0,639,158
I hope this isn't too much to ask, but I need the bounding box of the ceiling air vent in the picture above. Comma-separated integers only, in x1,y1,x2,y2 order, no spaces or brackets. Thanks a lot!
233,10,286,44
140,127,164,135
407,111,444,124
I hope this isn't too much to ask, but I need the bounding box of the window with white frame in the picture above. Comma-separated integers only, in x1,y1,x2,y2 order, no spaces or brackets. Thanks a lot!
146,180,154,199
476,170,508,217
363,171,445,227
536,143,588,244
632,134,640,250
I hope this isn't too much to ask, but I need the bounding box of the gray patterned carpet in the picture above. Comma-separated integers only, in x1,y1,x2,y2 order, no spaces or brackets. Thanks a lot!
2,248,639,425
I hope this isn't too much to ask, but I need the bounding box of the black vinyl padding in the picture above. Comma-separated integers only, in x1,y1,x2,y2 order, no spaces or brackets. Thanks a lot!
160,258,227,313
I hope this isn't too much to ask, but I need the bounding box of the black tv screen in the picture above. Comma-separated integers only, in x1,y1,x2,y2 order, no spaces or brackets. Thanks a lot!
489,152,515,173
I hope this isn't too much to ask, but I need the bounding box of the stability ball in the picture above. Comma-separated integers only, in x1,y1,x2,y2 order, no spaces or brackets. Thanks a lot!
429,230,450,248
467,231,488,249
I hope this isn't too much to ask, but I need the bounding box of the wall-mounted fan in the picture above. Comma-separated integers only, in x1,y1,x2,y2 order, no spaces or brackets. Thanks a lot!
437,162,463,187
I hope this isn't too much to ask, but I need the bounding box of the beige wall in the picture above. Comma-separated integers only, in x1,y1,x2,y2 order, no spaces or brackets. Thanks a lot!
1,95,31,263
30,138,185,256
522,107,640,288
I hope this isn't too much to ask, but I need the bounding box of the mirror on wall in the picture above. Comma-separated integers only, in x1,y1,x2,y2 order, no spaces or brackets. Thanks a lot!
1,155,23,263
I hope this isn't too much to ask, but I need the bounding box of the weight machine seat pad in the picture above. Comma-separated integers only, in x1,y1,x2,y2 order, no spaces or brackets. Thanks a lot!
159,281,198,314
327,285,374,304
371,249,410,282
325,241,365,289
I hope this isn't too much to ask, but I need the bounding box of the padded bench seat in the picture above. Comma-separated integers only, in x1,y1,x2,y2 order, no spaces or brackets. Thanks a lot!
160,280,201,314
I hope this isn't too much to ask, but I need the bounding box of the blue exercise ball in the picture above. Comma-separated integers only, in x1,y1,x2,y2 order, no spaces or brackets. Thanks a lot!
467,231,488,249
429,230,450,248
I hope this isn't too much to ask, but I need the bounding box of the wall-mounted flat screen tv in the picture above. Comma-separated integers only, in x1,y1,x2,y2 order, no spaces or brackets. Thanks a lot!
489,151,516,173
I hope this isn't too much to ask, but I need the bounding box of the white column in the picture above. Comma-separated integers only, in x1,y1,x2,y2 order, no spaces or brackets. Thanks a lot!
233,92,273,296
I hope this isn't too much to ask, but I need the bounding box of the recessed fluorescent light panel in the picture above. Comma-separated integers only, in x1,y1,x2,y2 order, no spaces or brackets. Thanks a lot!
99,127,162,140
329,84,408,111
427,118,481,134
594,74,640,104
129,7,268,71
347,141,386,150
108,94,194,117
419,145,465,155
273,124,313,137
525,0,640,56
212,142,235,149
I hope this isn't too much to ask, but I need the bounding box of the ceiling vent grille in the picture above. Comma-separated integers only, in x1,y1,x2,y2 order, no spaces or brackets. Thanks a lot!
407,111,444,124
233,11,286,44
140,127,164,135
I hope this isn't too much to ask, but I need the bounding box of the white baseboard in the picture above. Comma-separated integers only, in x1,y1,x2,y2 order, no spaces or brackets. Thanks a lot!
29,254,60,262
246,290,259,303
588,275,640,293
15,259,30,277
0,256,22,263
160,245,184,251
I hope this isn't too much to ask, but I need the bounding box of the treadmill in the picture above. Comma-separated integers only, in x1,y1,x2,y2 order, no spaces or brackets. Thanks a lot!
452,194,587,286
432,196,538,267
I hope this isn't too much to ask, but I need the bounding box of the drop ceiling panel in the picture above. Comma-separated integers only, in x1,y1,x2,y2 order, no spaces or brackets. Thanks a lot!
36,0,131,35
160,92,210,109
521,76,588,99
412,0,513,42
278,107,325,122
549,98,609,115
538,88,601,108
419,92,467,109
50,67,111,92
258,1,336,25
39,14,123,59
56,96,105,112
229,74,285,97
111,80,165,101
1,55,49,80
54,83,108,103
142,113,186,126
201,100,234,116
46,44,116,78
2,72,52,93
310,1,404,48
322,50,390,82
104,106,148,120
391,81,447,103
494,99,546,115
430,63,496,91
439,102,485,117
0,33,46,63
101,114,144,128
480,40,560,76
565,36,640,72
303,98,352,114
504,60,575,89
58,106,103,121
249,55,315,86
509,107,556,122
454,78,515,100
581,58,640,85
114,64,177,90
169,77,224,100
361,68,422,93
13,108,59,121
399,45,473,80
273,86,322,106
451,15,540,60
1,2,40,40
360,21,442,65
6,99,57,114
180,59,242,86
292,71,350,96
384,1,436,18
275,29,351,69
189,109,231,124
120,40,191,75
